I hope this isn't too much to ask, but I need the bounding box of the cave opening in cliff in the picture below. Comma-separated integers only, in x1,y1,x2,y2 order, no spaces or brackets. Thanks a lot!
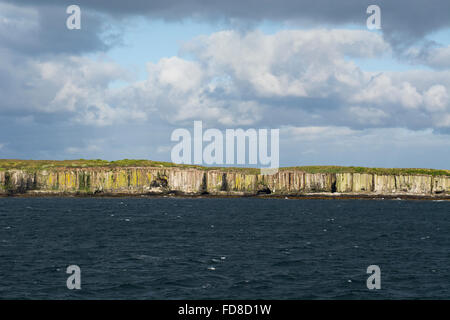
220,173,228,191
331,180,337,193
200,173,208,194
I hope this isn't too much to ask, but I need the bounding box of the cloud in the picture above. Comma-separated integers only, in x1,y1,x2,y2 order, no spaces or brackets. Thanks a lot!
181,29,389,98
283,126,356,142
1,11,449,168
148,57,205,92
280,126,450,169
401,44,450,70
2,28,450,133
424,85,449,112
0,1,119,56
349,74,423,110
165,30,449,131
348,106,388,125
5,0,450,47
3,0,450,72
0,52,149,126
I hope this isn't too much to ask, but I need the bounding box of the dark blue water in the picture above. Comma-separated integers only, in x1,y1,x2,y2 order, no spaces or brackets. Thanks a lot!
0,198,449,299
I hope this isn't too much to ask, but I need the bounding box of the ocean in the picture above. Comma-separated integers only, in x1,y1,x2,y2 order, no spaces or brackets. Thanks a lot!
0,197,449,299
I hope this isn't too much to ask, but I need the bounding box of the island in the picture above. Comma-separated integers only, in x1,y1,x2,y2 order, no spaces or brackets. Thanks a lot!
0,159,449,199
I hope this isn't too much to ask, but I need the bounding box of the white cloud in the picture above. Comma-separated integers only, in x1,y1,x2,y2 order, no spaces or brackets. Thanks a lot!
147,57,204,92
405,45,450,69
349,74,423,110
348,106,388,125
2,28,450,136
181,29,388,98
424,85,449,111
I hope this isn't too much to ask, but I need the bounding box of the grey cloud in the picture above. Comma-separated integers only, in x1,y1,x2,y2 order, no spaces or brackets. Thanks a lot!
1,6,449,168
4,28,448,133
5,0,450,44
3,27,450,130
0,112,175,161
0,1,120,56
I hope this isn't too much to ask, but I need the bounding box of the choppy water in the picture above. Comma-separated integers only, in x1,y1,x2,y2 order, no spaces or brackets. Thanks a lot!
0,197,449,299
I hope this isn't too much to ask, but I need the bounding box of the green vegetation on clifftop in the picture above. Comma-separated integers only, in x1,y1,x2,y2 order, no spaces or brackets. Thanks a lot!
283,165,450,177
0,159,448,176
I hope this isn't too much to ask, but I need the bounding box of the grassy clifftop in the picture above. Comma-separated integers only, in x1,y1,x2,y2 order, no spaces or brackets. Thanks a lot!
0,159,449,176
0,159,261,174
283,166,450,177
0,159,188,170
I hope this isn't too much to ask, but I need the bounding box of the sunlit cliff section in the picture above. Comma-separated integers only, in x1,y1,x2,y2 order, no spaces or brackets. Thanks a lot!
0,160,449,198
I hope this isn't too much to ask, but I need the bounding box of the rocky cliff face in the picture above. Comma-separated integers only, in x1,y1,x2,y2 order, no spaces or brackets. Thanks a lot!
1,167,449,197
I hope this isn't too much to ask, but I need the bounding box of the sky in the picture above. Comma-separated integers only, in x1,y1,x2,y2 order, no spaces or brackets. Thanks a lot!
0,0,450,169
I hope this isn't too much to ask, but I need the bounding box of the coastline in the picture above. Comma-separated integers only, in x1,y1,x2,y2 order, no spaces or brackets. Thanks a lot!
1,160,449,200
1,190,449,201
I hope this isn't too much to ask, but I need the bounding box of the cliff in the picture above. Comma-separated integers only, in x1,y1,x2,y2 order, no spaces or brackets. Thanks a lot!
0,161,449,198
